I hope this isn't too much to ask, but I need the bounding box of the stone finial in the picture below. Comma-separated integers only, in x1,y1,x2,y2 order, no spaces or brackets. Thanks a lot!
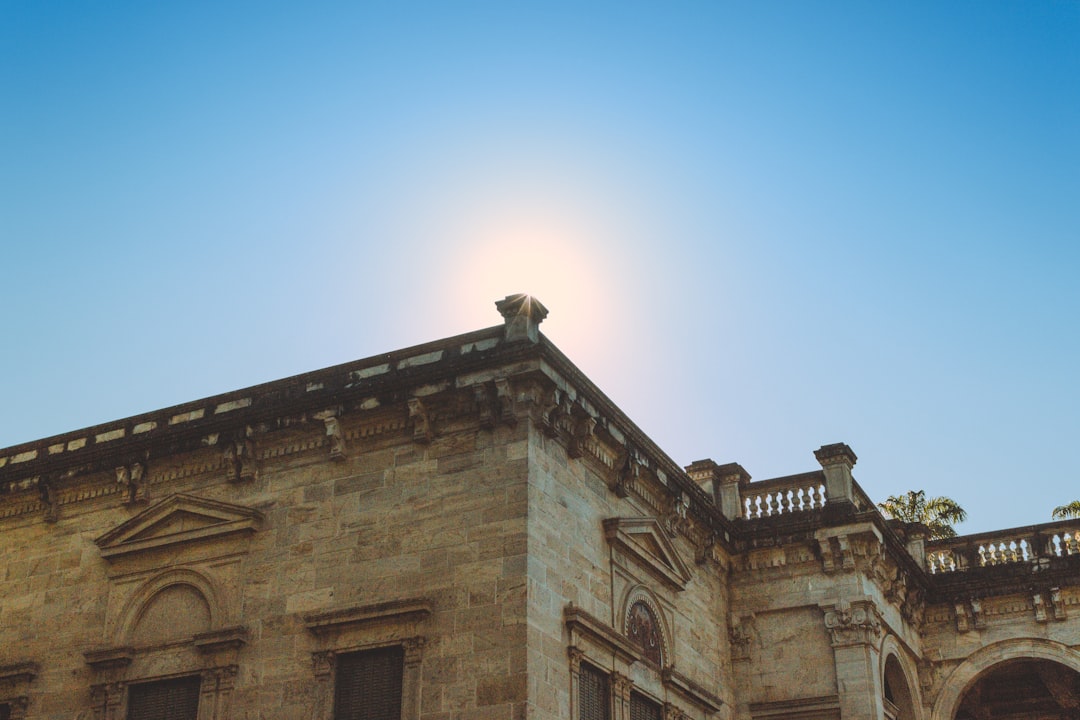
495,294,548,343
814,443,857,506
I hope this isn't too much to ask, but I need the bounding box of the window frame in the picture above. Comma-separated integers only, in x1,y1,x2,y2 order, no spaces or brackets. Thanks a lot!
331,644,406,720
304,599,430,720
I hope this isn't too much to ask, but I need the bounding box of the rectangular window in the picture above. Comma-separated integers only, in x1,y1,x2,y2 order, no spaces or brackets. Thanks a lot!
579,663,610,720
630,692,662,720
127,676,201,720
334,645,404,720
0,703,10,720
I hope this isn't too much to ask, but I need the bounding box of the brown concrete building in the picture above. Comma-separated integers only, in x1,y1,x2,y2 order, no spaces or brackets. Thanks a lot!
1,294,1078,720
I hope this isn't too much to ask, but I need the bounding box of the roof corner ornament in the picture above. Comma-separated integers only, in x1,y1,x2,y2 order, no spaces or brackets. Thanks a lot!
495,294,548,344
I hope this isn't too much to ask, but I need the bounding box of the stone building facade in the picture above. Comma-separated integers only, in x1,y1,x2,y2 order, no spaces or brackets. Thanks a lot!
0,294,1077,720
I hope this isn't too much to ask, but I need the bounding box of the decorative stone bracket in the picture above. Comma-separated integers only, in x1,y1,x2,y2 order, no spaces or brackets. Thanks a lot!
38,477,59,523
821,599,883,647
1033,587,1068,623
815,523,883,575
407,398,433,444
223,427,258,483
115,461,149,505
954,598,985,632
313,409,347,461
474,378,517,430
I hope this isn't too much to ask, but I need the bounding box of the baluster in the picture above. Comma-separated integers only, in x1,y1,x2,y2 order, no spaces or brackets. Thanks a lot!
1066,531,1079,555
783,489,795,513
818,484,827,507
1051,534,1063,557
765,492,776,516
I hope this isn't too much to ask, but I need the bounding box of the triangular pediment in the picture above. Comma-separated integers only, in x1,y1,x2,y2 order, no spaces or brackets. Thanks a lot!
603,517,692,590
95,494,263,560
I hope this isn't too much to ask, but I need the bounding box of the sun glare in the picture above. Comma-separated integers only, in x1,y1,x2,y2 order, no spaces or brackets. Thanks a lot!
447,210,619,364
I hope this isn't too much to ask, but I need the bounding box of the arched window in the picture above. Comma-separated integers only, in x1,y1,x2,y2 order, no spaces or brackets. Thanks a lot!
626,601,663,665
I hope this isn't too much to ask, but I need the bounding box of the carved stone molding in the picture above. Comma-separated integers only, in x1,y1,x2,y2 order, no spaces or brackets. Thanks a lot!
662,667,724,713
303,598,432,637
822,600,882,647
94,494,262,561
565,605,641,664
193,626,249,654
604,517,693,591
83,647,135,671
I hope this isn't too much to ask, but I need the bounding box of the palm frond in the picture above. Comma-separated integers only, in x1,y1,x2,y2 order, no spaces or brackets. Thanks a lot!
1052,501,1080,520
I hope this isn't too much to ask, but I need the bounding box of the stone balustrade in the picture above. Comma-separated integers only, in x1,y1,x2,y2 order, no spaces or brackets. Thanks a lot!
741,472,827,518
925,520,1080,574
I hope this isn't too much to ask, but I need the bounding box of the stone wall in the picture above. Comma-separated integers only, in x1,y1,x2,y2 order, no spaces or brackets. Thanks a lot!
0,401,532,720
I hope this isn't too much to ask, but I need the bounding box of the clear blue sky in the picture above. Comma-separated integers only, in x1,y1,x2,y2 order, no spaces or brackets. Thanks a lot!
2,2,1077,534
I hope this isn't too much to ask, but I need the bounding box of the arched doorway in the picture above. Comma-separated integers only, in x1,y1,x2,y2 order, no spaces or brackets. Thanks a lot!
955,659,1080,720
884,654,918,720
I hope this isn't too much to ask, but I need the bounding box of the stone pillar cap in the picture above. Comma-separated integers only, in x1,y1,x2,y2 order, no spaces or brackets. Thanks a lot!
814,442,857,468
495,294,549,343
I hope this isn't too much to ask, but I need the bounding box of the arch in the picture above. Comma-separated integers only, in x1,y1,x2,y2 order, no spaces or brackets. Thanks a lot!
620,585,671,667
115,568,223,646
931,638,1080,720
879,634,923,720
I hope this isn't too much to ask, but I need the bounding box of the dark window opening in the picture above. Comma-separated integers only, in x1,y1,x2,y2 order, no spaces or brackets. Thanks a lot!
579,663,610,720
334,645,404,720
127,676,201,720
630,692,662,720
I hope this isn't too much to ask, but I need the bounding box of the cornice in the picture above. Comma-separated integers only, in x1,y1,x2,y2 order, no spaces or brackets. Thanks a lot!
304,598,432,637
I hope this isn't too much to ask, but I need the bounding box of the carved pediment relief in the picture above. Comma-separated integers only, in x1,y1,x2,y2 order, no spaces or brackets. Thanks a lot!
95,494,263,560
604,517,692,590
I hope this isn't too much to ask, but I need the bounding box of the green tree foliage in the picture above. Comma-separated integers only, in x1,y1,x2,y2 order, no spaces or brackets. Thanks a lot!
1052,501,1080,520
877,490,968,539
